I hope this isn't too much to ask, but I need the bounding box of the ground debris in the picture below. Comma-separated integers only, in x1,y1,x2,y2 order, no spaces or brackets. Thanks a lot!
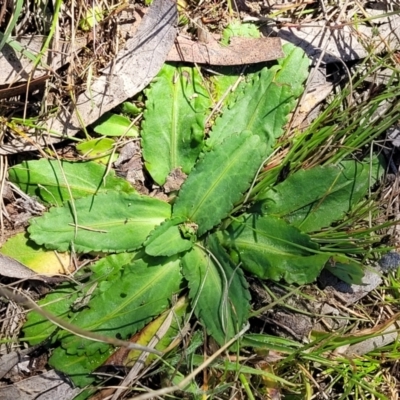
0,0,178,154
252,264,383,342
0,369,80,400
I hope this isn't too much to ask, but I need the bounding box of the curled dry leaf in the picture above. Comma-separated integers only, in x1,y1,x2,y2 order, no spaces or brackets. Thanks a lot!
169,35,284,65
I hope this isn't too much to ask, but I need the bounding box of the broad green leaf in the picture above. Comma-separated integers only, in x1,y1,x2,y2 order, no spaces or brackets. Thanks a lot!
9,159,134,206
1,232,70,275
181,238,250,345
173,132,267,236
22,253,134,345
222,214,330,284
47,256,182,386
28,192,171,252
76,137,117,164
58,256,182,357
92,112,138,137
144,217,193,257
142,64,211,185
258,160,382,232
207,44,309,148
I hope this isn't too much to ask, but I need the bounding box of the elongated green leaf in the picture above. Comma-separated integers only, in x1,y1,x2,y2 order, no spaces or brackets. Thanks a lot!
22,253,134,345
222,214,330,284
9,159,134,206
173,132,266,236
28,192,171,252
142,64,211,185
47,256,181,387
207,44,309,148
144,217,193,257
258,160,382,232
58,256,182,357
188,354,294,385
181,238,250,345
242,334,302,353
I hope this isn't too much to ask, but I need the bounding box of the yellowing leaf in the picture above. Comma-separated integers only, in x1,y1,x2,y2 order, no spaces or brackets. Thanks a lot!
1,233,71,275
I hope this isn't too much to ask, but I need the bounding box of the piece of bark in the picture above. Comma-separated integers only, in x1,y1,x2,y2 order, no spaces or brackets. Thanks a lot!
344,323,399,357
0,254,43,280
291,82,333,128
0,25,282,91
168,35,284,65
318,266,382,306
0,74,50,100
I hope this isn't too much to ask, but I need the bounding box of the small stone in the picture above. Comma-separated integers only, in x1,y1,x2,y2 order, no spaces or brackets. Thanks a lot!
379,251,400,273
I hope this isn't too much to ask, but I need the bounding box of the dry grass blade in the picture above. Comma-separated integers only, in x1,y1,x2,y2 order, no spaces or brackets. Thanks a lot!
128,323,250,400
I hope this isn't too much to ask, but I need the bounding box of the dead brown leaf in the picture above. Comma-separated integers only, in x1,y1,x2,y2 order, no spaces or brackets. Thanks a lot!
169,35,283,65
277,13,400,64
